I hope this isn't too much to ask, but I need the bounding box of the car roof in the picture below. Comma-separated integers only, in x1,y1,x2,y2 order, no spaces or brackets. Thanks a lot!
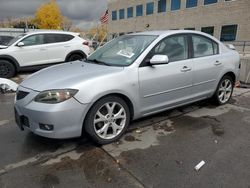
26,30,79,36
130,30,211,37
129,30,221,43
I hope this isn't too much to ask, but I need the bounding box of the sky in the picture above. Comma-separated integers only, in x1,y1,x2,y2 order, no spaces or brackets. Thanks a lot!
0,0,109,29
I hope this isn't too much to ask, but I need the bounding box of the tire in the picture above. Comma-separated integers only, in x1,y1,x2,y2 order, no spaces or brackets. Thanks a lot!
67,53,85,62
84,96,130,145
0,60,16,78
213,75,234,105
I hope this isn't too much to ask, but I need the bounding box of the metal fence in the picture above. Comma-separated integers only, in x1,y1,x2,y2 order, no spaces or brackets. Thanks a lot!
223,41,250,54
0,28,63,37
0,28,26,37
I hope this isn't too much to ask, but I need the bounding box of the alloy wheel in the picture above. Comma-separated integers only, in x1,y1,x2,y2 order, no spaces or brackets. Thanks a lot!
0,63,10,77
93,102,127,140
218,79,233,104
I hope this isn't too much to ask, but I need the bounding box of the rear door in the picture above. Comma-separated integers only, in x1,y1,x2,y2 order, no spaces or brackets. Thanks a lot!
11,34,49,66
44,34,75,63
190,34,222,98
138,34,193,115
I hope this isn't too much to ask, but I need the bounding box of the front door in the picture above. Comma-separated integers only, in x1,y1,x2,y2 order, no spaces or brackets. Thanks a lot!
12,34,49,67
138,34,193,115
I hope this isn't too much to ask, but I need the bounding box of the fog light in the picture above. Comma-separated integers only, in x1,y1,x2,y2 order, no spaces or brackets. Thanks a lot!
39,124,54,131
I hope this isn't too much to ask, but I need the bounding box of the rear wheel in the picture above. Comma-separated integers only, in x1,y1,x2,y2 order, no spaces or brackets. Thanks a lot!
84,96,130,145
213,75,234,105
0,60,16,78
67,53,86,62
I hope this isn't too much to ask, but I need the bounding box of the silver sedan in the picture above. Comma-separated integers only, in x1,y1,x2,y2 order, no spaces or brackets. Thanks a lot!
14,30,240,144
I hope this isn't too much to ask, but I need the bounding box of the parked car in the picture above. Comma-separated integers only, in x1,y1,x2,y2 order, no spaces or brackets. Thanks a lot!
90,41,99,50
0,35,14,46
14,30,240,144
0,31,91,78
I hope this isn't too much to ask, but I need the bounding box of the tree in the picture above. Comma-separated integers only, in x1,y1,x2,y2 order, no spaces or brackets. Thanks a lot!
35,0,62,29
61,16,72,31
86,25,107,42
12,18,38,29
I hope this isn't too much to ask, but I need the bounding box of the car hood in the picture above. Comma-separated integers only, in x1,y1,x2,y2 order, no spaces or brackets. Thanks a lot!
20,61,124,91
0,45,8,49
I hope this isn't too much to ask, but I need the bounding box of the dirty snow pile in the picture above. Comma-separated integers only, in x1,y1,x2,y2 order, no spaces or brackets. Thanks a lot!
0,78,18,93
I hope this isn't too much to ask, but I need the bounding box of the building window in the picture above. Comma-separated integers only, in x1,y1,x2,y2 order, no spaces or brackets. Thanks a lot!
201,26,214,36
184,28,195,30
112,11,117,21
220,25,238,41
127,7,133,18
171,0,181,10
204,0,218,5
158,0,166,13
119,9,125,20
136,5,143,16
186,0,198,8
146,2,154,15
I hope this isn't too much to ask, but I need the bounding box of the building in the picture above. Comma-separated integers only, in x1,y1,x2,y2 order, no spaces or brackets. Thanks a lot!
108,0,250,44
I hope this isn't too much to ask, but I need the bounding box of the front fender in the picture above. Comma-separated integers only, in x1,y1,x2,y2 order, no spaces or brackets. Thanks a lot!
0,55,20,71
73,68,141,119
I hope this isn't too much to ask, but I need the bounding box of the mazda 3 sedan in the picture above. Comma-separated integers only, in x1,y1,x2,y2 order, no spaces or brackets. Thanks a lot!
14,30,240,144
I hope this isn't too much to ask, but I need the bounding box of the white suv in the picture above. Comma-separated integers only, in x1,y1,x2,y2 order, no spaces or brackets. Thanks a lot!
0,31,91,78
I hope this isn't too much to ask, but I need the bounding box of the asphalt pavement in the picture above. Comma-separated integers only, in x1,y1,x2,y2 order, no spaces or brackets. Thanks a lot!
0,77,250,188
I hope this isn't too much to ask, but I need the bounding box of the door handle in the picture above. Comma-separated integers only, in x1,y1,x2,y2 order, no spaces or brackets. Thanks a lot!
214,61,222,66
181,66,192,72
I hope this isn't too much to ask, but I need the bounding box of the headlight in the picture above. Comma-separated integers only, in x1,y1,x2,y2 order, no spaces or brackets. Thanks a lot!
34,89,78,104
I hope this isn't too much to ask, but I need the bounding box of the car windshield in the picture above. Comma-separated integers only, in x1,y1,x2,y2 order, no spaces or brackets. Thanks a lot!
7,34,27,46
87,35,158,66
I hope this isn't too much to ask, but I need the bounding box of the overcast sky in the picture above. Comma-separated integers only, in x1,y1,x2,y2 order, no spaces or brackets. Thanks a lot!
0,0,109,29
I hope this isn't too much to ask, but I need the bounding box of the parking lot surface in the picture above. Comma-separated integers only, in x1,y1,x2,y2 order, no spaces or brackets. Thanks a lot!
0,75,250,188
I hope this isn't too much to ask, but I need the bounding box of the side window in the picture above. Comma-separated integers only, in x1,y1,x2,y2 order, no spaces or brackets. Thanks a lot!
44,34,56,44
151,35,188,62
192,35,218,58
21,35,44,46
213,41,219,54
44,34,74,44
55,34,74,42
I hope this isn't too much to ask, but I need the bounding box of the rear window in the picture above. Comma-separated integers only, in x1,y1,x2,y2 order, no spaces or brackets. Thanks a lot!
192,35,219,58
44,34,74,44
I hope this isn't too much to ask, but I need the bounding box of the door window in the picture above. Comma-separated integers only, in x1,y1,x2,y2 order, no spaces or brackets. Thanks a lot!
192,35,218,58
44,34,74,44
21,34,45,46
150,35,188,62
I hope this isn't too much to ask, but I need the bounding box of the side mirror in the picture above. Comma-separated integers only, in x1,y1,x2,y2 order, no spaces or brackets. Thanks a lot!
17,42,24,47
150,55,169,65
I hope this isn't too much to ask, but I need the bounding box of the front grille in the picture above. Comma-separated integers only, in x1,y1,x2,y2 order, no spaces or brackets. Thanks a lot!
16,90,29,100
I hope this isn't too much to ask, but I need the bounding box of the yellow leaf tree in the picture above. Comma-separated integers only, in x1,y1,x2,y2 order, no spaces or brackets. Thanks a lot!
87,25,107,42
35,0,62,29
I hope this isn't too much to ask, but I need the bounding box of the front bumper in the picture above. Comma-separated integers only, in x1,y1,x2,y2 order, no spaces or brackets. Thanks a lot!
14,86,90,139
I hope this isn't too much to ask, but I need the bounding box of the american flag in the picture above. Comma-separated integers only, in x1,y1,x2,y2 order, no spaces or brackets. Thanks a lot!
100,10,109,24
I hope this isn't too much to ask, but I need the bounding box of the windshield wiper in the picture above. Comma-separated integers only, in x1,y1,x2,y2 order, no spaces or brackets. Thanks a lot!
87,59,111,66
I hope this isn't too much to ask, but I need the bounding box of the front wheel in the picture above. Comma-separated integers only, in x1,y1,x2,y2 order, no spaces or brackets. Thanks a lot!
213,75,234,105
0,60,16,78
67,54,85,62
84,96,130,145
